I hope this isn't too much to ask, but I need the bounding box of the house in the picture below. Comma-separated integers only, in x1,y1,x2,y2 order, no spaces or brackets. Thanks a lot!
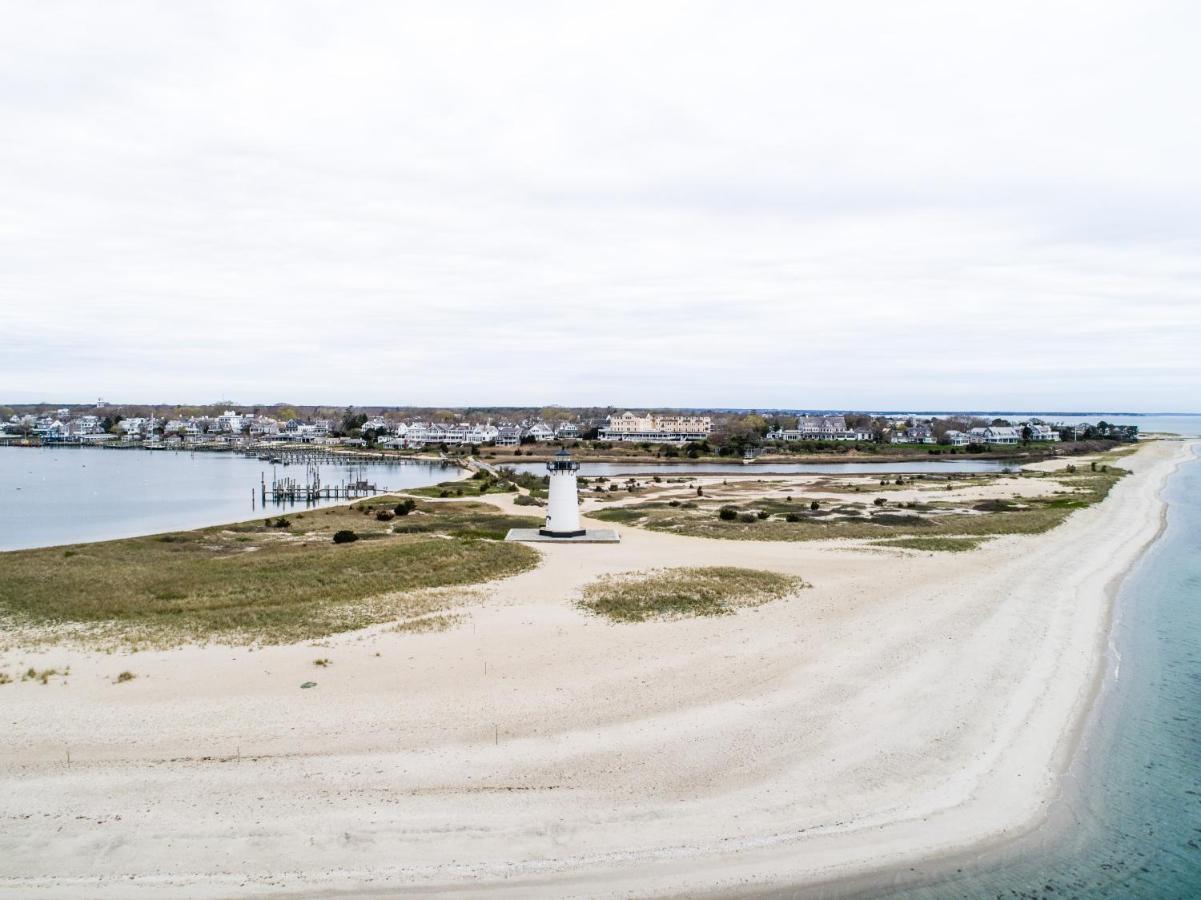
889,424,934,444
599,412,711,443
969,426,1021,445
216,410,246,433
1026,423,1061,442
943,430,971,446
773,415,871,442
495,425,522,447
524,422,556,442
555,422,580,440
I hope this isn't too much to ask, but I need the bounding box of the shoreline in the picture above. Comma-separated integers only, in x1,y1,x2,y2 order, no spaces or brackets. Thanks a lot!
0,441,1192,898
744,438,1197,899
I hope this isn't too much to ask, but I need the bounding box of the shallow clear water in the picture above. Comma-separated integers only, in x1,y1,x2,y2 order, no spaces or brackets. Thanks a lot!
0,447,452,550
510,459,1021,477
873,445,1201,898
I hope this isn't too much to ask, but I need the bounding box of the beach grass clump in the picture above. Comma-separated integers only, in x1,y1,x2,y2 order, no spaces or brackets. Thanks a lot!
873,537,991,553
0,498,541,648
579,566,807,623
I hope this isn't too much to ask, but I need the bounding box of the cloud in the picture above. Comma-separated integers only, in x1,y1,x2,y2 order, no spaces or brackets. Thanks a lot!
1,1,1199,410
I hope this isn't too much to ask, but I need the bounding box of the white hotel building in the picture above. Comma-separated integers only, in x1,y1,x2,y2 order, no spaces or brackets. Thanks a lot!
598,412,711,443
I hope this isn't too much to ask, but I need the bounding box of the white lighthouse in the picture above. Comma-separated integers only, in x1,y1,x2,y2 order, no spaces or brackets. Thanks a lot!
541,448,584,537
504,447,618,543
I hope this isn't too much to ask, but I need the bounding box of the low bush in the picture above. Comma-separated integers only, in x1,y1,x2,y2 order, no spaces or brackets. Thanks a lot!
718,506,738,521
332,530,358,544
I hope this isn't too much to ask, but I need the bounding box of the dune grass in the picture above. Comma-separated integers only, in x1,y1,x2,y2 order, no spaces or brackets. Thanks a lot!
0,497,541,647
872,536,991,553
578,566,807,623
590,466,1127,544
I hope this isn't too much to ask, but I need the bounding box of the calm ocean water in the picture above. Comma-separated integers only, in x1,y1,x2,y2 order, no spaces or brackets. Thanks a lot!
0,447,452,551
867,443,1201,898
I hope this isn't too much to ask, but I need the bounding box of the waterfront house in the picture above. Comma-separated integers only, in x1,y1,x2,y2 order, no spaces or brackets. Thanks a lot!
1027,423,1061,442
773,415,871,442
969,426,1021,445
525,422,556,442
495,425,522,447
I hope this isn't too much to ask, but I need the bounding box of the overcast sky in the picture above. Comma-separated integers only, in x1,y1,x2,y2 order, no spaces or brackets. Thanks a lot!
2,2,1199,411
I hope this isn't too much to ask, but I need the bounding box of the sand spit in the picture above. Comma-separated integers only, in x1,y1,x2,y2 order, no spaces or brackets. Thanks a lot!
0,441,1190,898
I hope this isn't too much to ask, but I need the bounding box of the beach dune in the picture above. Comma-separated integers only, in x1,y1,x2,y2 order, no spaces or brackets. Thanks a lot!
0,441,1190,898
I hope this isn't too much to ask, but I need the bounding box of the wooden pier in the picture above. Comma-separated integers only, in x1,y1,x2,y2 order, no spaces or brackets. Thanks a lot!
260,462,383,506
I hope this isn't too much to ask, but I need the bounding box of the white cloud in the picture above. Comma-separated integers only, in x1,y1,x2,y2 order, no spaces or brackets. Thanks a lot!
1,0,1199,410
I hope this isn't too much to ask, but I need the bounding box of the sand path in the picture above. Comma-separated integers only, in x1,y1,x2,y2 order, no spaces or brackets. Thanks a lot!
0,441,1190,898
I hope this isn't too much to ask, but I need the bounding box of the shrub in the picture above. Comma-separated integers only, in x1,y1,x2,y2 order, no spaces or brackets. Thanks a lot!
375,511,395,521
116,671,135,683
738,513,757,523
873,497,888,506
272,518,290,528
332,530,358,544
514,494,543,507
394,499,416,516
718,506,738,521
810,500,820,511
785,513,802,523
756,510,769,520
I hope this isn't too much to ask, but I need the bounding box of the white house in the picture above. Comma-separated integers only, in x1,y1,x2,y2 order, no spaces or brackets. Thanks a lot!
525,422,556,442
889,424,935,444
1026,423,1061,442
773,415,872,442
969,426,1021,445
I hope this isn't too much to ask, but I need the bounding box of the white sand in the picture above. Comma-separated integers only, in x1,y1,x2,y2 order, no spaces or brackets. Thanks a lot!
0,440,1190,898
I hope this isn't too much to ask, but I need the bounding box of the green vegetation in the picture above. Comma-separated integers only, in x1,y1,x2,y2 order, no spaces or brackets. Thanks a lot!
591,465,1128,545
873,537,991,553
578,566,807,622
0,498,541,647
405,472,518,498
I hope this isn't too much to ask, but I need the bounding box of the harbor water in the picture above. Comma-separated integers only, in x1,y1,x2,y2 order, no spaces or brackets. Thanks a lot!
0,446,452,551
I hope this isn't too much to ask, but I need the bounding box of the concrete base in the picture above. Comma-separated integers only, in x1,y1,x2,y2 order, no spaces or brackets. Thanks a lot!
505,528,621,544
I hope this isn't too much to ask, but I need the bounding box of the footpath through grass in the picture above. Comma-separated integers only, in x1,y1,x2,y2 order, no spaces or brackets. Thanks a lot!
579,566,807,622
0,497,542,647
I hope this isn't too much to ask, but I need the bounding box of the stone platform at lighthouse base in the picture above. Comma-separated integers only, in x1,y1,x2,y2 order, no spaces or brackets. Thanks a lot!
504,528,621,544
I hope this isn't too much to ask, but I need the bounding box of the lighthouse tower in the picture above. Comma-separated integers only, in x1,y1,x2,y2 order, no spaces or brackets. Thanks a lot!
540,448,585,537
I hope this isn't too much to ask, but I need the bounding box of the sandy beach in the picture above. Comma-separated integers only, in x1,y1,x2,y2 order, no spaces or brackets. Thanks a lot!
0,439,1191,898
